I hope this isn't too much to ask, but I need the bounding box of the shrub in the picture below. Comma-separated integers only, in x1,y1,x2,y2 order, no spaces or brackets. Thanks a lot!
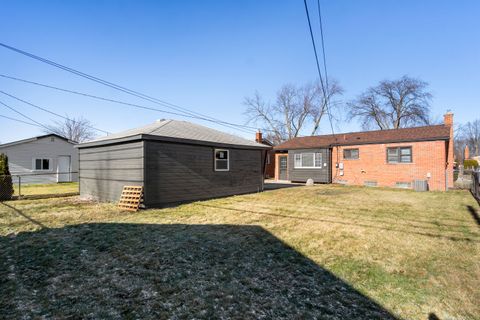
464,159,479,169
0,153,14,200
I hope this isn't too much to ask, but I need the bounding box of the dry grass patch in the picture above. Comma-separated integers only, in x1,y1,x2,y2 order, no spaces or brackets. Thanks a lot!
14,182,79,197
1,184,479,319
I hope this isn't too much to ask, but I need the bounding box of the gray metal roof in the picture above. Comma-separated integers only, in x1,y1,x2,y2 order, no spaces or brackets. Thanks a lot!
78,119,270,149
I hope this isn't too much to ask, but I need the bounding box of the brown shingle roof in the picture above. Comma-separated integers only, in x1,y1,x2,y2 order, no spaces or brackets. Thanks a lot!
274,125,451,150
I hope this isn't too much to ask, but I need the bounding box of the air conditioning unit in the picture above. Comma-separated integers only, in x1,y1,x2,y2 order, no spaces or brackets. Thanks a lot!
413,180,428,192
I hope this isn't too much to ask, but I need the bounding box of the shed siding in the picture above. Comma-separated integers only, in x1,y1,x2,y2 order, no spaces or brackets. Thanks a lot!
79,141,144,202
287,148,331,183
0,136,78,184
144,141,263,206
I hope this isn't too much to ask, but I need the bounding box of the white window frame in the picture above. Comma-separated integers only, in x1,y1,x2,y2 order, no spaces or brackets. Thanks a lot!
214,149,230,172
32,158,53,171
293,152,323,169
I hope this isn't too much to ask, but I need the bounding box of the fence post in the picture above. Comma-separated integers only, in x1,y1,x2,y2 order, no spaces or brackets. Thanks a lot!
18,176,21,198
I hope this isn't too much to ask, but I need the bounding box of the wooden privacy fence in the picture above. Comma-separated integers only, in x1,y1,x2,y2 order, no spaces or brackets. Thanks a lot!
472,171,480,202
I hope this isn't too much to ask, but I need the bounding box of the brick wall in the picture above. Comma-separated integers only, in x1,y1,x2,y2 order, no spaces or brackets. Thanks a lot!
331,140,448,191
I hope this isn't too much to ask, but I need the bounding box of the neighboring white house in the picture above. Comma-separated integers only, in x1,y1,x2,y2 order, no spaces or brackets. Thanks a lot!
0,134,78,184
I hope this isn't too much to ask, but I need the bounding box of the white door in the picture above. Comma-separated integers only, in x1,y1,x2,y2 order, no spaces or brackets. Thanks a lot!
57,156,71,182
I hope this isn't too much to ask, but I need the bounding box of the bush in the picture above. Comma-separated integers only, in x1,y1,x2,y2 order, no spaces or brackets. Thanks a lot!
0,153,14,200
464,159,479,169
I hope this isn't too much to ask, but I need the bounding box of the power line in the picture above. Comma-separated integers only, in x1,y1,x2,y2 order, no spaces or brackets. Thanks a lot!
0,99,52,131
317,0,329,93
0,91,110,134
0,43,261,135
316,0,336,138
0,113,43,128
303,0,336,140
0,74,259,135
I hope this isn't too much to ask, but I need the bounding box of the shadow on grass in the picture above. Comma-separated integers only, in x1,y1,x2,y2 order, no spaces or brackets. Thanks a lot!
198,204,480,243
263,182,303,191
0,223,398,319
1,202,47,229
467,205,480,226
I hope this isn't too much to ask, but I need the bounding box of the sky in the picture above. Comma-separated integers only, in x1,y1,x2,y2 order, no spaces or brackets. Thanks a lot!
0,0,479,143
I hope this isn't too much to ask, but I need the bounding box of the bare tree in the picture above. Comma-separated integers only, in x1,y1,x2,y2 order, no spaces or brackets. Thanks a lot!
347,76,432,130
454,123,468,162
310,80,343,135
244,80,342,144
44,117,96,143
461,119,480,157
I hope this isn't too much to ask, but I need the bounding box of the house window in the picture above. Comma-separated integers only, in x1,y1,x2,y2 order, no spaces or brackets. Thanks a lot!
34,158,51,171
387,147,412,163
214,149,229,171
266,154,271,165
294,152,323,169
343,148,359,160
395,182,412,189
364,180,378,187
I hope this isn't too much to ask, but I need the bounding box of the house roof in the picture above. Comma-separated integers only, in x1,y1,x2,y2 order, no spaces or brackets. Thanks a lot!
0,133,76,149
78,119,271,149
274,125,451,150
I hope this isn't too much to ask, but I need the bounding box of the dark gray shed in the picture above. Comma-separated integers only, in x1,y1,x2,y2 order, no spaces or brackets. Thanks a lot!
77,120,270,207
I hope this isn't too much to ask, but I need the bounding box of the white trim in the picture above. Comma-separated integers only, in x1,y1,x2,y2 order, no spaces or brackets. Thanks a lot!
293,152,323,169
214,149,230,172
32,157,53,171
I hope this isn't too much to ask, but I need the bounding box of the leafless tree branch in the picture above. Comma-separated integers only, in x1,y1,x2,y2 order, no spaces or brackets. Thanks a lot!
348,76,432,130
44,116,97,143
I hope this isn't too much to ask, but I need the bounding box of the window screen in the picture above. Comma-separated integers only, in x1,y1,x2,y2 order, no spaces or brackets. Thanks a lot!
343,148,359,160
301,153,314,167
34,158,50,170
387,147,412,163
314,152,322,167
293,153,323,168
294,154,302,167
214,149,229,171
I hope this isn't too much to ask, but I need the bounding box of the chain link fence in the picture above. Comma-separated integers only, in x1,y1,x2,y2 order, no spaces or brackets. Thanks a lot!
0,172,79,200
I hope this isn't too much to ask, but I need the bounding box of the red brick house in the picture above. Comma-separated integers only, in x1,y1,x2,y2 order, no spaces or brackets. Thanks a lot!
273,113,454,191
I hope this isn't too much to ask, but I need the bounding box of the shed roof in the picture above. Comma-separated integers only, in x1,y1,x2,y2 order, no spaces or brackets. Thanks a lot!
274,125,451,150
0,133,76,149
78,119,270,149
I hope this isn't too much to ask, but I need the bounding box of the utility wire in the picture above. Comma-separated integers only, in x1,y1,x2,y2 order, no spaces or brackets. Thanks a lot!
0,99,52,131
317,0,329,93
0,74,260,135
0,91,110,134
316,0,336,139
303,0,336,140
0,43,261,135
0,113,43,128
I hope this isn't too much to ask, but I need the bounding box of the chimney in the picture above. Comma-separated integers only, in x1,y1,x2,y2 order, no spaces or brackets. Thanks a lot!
255,131,262,143
444,111,454,190
444,112,453,127
465,145,470,160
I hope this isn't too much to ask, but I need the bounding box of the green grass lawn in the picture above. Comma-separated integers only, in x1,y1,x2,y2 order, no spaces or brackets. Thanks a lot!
14,182,79,197
1,184,479,319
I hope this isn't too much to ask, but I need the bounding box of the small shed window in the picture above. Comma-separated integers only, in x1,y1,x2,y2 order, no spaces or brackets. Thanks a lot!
343,148,359,160
294,152,323,169
214,149,229,171
387,147,412,163
33,158,51,171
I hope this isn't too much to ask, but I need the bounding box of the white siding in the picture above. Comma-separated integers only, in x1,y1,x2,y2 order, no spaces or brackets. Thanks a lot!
0,136,78,184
